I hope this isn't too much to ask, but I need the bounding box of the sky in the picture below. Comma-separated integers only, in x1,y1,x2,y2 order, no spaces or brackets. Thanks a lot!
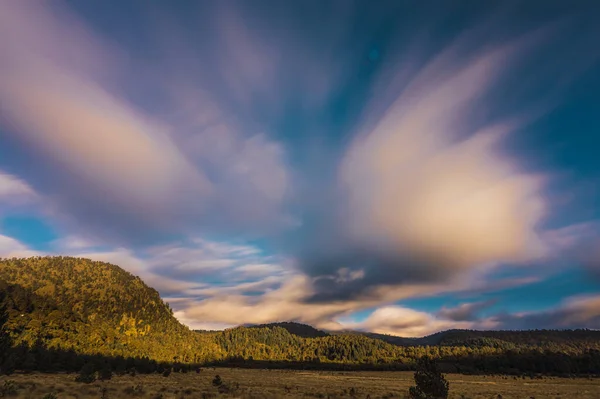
1,0,600,337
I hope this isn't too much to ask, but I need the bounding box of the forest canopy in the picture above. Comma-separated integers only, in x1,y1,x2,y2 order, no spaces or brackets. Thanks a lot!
1,256,599,376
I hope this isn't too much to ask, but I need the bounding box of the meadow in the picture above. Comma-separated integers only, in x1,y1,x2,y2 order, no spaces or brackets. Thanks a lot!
1,368,599,399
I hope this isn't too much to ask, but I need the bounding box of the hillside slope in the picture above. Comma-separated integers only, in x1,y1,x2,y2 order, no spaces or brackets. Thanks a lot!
0,256,221,362
354,328,600,351
1,256,600,375
247,322,329,338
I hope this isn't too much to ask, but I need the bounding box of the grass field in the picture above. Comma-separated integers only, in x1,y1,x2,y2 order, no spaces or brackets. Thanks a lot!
1,368,599,399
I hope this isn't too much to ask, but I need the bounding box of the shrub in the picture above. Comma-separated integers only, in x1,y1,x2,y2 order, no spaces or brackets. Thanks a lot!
123,384,144,396
0,380,17,397
408,357,449,399
75,363,97,384
218,382,239,395
99,364,113,381
212,375,222,386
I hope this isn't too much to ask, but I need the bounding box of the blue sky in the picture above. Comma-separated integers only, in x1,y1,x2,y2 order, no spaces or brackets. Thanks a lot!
1,0,600,336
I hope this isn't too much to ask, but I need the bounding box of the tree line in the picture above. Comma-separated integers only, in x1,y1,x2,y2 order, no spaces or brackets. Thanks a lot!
1,256,600,377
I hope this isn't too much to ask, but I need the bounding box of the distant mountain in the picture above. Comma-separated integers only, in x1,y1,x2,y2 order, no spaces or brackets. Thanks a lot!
1,256,600,376
337,331,425,346
333,328,600,350
246,322,329,338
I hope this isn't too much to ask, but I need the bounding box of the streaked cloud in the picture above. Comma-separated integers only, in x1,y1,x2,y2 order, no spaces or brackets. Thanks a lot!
347,306,484,337
0,0,291,245
0,0,599,335
0,235,38,258
492,294,600,330
297,30,553,303
437,300,497,322
0,172,36,202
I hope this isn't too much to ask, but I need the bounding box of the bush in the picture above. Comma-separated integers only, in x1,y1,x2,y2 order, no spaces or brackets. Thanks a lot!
162,368,172,377
212,375,222,386
123,384,144,396
408,357,449,399
75,363,97,384
99,364,113,381
218,382,240,395
0,380,17,397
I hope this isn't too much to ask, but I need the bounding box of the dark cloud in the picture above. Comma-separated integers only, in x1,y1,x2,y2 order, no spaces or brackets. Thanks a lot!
300,246,456,303
542,221,600,281
437,299,497,322
2,0,600,334
492,295,600,330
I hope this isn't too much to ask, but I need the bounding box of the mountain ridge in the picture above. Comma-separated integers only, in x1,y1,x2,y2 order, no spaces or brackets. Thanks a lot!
236,321,600,348
2,256,600,375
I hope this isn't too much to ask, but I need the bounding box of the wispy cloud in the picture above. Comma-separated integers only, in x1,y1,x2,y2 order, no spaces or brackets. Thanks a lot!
0,171,37,205
491,294,600,330
0,235,40,259
0,0,598,334
346,306,487,337
437,300,498,322
295,29,554,303
0,0,291,245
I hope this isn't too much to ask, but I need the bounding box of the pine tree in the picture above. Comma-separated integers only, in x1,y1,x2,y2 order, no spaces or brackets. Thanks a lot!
75,362,97,383
409,357,449,399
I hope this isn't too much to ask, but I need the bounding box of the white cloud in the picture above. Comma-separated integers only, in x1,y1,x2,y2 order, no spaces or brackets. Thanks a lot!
491,294,600,330
336,34,549,288
0,1,292,243
0,171,37,204
0,235,40,258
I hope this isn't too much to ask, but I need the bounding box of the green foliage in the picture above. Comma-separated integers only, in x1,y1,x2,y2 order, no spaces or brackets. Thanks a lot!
247,322,329,338
0,256,209,363
409,357,449,399
1,256,600,377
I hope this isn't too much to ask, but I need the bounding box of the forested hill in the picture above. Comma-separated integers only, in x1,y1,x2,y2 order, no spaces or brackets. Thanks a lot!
1,256,600,376
0,256,221,363
341,329,600,349
246,322,329,338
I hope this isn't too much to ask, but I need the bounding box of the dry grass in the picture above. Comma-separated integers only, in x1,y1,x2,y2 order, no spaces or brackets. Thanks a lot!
1,369,599,398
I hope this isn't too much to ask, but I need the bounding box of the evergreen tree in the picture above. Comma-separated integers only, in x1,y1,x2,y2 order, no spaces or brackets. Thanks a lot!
75,362,97,383
99,362,113,380
409,357,449,399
